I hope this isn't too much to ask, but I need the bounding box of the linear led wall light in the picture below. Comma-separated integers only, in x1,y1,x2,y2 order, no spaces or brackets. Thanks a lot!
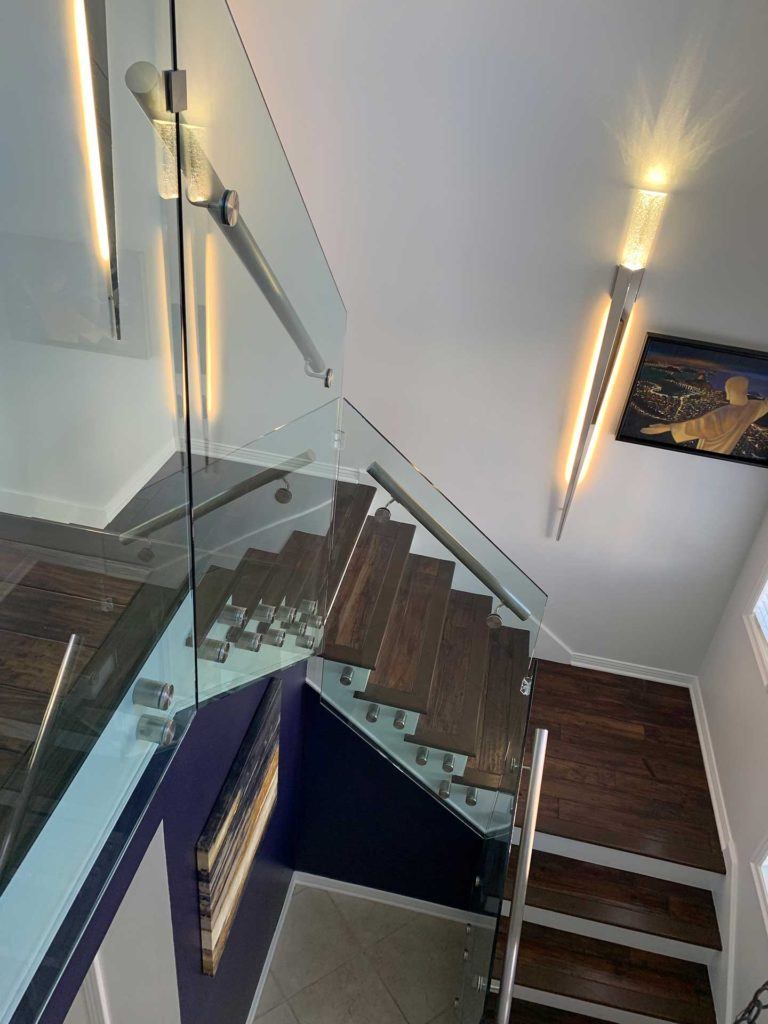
556,188,668,540
74,0,121,338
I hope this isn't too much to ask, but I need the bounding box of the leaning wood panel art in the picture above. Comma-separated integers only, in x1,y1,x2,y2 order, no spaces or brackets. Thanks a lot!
196,679,281,975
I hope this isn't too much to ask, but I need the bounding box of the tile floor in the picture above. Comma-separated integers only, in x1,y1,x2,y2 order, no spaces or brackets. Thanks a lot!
254,885,468,1024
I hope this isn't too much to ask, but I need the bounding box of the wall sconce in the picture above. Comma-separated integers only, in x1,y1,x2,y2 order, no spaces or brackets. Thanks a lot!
74,0,121,339
557,188,668,539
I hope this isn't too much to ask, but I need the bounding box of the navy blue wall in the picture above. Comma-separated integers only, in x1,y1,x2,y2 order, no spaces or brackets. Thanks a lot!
34,676,483,1024
38,664,306,1024
296,690,483,911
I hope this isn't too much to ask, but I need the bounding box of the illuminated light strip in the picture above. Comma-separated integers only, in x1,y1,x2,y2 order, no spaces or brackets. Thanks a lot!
556,186,668,540
564,301,611,486
556,265,643,540
580,306,636,480
74,0,110,264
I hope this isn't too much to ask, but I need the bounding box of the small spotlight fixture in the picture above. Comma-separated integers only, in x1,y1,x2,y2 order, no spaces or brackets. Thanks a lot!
557,186,668,539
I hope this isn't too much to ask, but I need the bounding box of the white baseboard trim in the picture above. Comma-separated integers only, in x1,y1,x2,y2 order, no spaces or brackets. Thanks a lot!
293,871,492,930
512,904,718,965
245,873,299,1024
510,985,672,1024
570,651,698,689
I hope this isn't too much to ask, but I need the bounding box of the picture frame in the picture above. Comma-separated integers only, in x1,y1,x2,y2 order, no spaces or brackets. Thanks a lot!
616,332,768,468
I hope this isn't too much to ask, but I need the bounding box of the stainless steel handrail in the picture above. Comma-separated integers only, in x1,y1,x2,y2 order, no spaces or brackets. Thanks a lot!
496,728,548,1024
125,61,333,387
119,449,316,544
366,462,531,622
0,634,82,877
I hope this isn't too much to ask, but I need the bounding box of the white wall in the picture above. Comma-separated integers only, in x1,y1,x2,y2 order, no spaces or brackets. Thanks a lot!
0,0,182,528
229,0,768,676
699,505,768,1017
64,824,181,1024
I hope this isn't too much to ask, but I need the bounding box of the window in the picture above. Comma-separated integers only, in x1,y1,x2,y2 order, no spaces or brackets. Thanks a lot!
744,575,768,688
753,835,768,936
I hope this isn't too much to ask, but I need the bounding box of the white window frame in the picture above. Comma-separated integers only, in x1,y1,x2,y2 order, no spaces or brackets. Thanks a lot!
752,833,768,937
743,567,768,689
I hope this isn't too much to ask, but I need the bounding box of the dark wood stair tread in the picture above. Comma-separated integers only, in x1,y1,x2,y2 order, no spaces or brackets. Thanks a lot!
326,482,377,607
523,661,726,874
323,517,415,670
0,583,127,648
494,922,715,1024
230,548,279,620
405,589,492,757
0,630,96,697
483,997,610,1024
195,565,235,638
453,626,529,792
355,554,454,712
506,848,721,949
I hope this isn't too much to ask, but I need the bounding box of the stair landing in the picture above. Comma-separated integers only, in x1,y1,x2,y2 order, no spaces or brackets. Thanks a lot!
520,661,725,874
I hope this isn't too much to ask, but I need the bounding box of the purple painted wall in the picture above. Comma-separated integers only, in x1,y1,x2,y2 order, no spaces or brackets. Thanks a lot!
39,664,307,1024
34,673,484,1024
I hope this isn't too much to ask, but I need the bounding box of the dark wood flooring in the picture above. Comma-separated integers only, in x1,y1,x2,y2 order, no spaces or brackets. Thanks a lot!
323,517,415,669
520,661,725,873
483,997,613,1024
506,847,721,949
356,554,454,713
495,922,715,1024
453,626,529,792
405,590,492,757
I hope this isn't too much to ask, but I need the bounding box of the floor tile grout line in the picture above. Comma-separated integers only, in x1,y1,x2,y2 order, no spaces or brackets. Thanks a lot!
275,888,363,1003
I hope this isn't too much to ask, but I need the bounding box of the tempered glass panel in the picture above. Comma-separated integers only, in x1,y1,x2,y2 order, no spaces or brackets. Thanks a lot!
189,401,340,705
174,0,346,447
0,1,195,1019
317,401,544,1023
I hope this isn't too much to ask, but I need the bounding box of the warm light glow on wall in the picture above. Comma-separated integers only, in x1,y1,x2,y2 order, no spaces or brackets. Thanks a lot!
581,307,636,479
620,188,668,271
204,231,217,422
564,302,611,485
74,0,110,264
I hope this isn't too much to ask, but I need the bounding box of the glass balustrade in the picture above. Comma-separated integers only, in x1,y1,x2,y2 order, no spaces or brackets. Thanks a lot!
0,0,547,1019
0,0,193,1019
321,400,545,836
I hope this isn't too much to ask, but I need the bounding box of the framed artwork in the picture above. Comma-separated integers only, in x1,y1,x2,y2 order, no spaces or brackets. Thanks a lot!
196,679,281,975
617,333,768,467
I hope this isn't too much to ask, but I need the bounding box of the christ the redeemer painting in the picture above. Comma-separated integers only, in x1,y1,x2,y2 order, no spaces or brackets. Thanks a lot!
617,334,768,467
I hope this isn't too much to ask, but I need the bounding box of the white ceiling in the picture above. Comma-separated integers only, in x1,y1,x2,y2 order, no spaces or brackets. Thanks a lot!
230,0,768,673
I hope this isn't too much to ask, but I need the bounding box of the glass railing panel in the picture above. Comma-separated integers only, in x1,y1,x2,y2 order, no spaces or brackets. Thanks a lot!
317,401,544,1024
0,0,195,1019
320,399,545,831
188,400,340,704
173,0,346,447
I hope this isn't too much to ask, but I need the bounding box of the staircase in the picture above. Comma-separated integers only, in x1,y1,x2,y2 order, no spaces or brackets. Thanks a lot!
0,415,727,1024
489,661,723,1024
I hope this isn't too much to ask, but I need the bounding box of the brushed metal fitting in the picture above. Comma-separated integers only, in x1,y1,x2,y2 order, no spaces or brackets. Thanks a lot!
136,714,176,747
132,677,174,711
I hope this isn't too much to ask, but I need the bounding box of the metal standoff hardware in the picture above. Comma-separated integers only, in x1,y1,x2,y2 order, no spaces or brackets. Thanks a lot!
466,787,478,807
253,603,276,624
132,677,174,711
438,779,451,800
442,753,455,773
416,746,429,766
366,703,380,723
393,710,407,730
136,714,176,747
217,604,248,629
198,638,230,663
339,666,355,686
